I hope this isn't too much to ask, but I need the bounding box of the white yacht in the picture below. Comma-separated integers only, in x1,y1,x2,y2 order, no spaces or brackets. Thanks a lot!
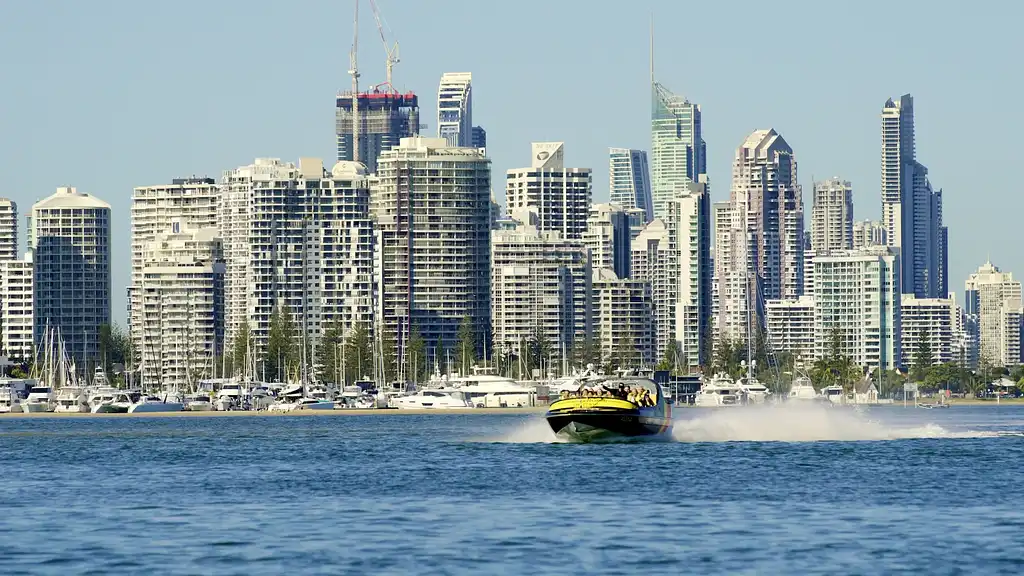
53,386,90,413
392,388,471,410
215,382,244,411
90,391,133,414
0,385,20,413
268,385,334,412
129,391,185,413
248,385,274,411
788,376,824,402
184,392,214,411
22,385,55,413
695,373,745,407
739,376,770,404
455,376,536,408
820,384,846,405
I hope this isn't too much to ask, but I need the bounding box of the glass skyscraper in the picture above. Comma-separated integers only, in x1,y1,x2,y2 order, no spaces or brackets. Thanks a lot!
608,148,653,223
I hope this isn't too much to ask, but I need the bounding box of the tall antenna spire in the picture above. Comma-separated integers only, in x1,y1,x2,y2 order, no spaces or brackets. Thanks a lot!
348,0,361,163
649,14,655,85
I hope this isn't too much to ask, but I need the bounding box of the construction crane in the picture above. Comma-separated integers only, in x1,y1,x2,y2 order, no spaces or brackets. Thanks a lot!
348,0,361,163
368,0,400,91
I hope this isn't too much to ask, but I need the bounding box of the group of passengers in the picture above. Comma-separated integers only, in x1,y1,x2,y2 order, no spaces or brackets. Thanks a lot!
560,385,655,407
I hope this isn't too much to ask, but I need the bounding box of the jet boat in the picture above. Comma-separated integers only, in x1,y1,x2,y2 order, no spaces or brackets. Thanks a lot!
545,377,672,442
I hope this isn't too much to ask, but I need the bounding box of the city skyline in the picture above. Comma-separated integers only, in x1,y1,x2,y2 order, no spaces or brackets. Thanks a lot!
2,1,1022,323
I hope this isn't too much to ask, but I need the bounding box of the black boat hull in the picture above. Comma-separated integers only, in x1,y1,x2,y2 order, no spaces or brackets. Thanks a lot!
546,411,671,442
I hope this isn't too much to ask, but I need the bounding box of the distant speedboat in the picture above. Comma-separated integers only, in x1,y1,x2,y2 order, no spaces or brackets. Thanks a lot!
91,391,132,414
128,392,185,413
185,393,214,412
53,386,90,413
545,377,672,442
788,377,828,404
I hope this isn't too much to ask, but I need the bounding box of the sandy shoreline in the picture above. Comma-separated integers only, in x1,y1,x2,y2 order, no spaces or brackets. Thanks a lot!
0,406,548,419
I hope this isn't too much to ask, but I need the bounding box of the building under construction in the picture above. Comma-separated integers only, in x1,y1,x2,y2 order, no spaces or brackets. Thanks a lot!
336,89,420,174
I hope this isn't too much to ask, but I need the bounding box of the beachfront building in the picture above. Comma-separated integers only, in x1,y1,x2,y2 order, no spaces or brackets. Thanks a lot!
28,187,111,376
964,261,1023,367
0,257,33,361
583,203,631,279
900,295,958,368
766,296,816,362
813,246,901,370
591,268,654,367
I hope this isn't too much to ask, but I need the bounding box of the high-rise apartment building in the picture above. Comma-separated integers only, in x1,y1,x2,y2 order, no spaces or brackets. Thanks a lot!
810,178,853,252
583,203,631,279
716,129,804,340
437,72,473,147
651,82,703,220
670,176,712,369
609,148,653,223
0,199,17,261
0,257,33,360
28,187,111,375
130,177,220,348
336,89,420,173
491,216,591,368
506,142,591,240
138,224,224,389
372,137,491,358
221,158,375,355
631,219,674,359
881,94,947,298
813,247,901,370
853,219,887,249
900,295,958,368
592,268,654,367
964,261,1022,367
766,296,815,361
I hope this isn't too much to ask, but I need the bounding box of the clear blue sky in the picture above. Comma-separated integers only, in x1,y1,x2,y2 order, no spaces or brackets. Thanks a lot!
1,0,1021,325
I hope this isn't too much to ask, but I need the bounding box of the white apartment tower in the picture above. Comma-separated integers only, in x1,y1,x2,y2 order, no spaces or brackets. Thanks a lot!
716,129,804,340
0,257,33,360
900,295,958,368
766,296,815,361
0,199,17,261
437,72,473,147
506,142,592,240
964,261,1022,367
631,218,674,360
592,268,654,367
583,203,631,279
491,216,592,368
813,247,901,370
609,148,653,223
881,94,948,298
29,187,111,375
670,176,712,369
130,177,220,347
372,137,491,358
810,178,853,252
221,158,375,355
139,224,224,389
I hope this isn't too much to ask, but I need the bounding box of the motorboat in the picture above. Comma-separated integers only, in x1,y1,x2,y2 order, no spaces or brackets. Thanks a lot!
268,384,334,412
695,373,745,407
392,388,471,409
0,385,20,413
185,392,214,412
53,386,90,413
452,376,536,408
90,391,133,414
128,391,185,413
788,376,827,403
738,376,770,404
22,385,55,413
248,384,274,411
821,384,846,405
545,377,672,442
215,382,244,411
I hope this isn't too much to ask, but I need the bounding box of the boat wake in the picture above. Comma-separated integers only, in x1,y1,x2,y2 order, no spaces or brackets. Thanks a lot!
485,403,1007,444
671,404,994,443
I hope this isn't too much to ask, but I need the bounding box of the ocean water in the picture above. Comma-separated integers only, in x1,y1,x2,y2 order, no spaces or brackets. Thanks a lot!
2,405,1024,575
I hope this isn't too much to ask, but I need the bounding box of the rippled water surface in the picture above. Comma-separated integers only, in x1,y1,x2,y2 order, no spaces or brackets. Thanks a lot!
3,404,1024,575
